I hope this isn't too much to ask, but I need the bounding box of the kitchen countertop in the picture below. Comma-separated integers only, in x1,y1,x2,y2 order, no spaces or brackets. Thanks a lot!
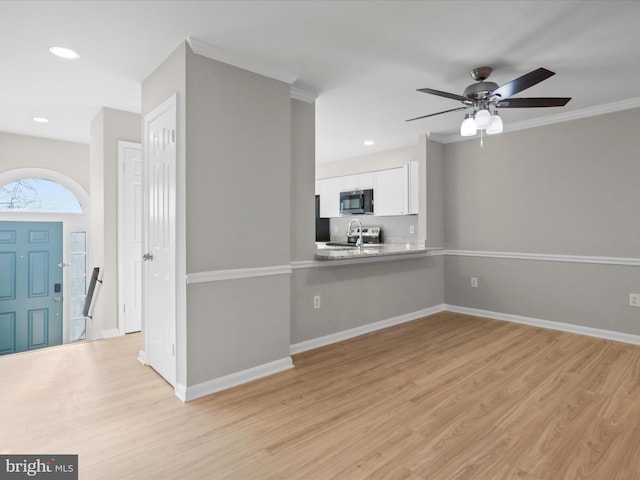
315,242,430,260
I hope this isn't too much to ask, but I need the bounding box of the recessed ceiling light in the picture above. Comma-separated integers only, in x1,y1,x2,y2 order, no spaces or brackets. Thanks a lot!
49,46,80,60
32,116,49,123
364,140,375,146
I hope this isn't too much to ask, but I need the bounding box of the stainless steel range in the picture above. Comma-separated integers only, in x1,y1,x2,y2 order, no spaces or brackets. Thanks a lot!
347,225,382,245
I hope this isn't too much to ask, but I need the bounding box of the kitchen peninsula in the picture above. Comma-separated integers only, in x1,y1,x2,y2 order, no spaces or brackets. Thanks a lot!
315,242,430,260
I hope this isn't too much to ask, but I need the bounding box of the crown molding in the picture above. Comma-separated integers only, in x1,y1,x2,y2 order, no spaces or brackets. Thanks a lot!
290,86,317,103
437,97,640,144
187,36,297,85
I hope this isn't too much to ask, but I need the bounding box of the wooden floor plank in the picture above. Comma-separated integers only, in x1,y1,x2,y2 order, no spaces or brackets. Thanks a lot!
3,312,640,479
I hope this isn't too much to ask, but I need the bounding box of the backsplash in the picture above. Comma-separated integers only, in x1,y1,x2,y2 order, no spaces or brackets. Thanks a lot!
329,215,419,244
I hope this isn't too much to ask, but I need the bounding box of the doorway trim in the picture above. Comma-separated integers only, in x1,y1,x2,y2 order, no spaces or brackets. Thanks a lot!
117,141,143,336
0,168,89,345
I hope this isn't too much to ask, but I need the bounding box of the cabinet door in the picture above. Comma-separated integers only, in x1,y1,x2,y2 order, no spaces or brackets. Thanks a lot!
373,166,408,216
340,174,360,192
318,177,341,218
358,172,374,189
409,161,419,214
340,172,374,191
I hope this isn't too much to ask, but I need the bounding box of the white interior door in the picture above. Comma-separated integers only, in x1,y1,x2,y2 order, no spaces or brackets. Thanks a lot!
143,94,177,387
118,141,143,334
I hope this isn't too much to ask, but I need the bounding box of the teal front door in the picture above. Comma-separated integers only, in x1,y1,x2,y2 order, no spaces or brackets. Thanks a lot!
0,221,63,355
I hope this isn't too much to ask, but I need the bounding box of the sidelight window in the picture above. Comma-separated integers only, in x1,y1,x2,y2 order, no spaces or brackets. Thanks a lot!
69,232,87,341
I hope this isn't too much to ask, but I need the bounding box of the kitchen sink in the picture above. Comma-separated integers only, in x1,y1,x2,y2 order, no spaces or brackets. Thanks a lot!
320,242,387,251
320,242,357,251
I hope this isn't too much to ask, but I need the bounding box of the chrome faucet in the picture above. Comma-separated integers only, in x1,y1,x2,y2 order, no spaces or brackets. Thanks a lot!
347,218,363,247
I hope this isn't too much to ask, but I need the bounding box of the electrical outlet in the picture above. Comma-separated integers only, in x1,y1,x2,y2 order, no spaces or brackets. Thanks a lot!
471,277,478,288
314,295,321,309
630,293,640,307
410,225,415,235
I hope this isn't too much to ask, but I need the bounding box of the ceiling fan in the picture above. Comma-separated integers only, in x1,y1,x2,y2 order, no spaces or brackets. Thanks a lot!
407,67,571,136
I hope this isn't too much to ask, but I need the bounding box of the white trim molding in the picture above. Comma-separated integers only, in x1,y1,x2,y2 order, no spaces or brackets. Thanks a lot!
290,305,446,355
437,96,640,144
444,249,640,267
175,357,294,402
101,329,122,339
290,86,317,103
186,264,292,284
446,304,640,347
137,349,148,365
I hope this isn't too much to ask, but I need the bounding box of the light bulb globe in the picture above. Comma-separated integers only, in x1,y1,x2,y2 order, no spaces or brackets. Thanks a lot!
460,115,477,137
486,113,503,135
474,109,492,129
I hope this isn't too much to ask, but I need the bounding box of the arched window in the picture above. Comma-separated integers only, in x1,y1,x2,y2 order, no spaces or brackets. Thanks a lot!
0,178,83,213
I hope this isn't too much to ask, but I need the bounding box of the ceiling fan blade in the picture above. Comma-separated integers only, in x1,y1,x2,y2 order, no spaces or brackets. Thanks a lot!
417,87,469,102
496,97,571,108
490,68,555,100
406,106,469,122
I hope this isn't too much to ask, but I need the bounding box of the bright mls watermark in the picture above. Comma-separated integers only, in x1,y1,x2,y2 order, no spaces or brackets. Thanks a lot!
0,455,77,479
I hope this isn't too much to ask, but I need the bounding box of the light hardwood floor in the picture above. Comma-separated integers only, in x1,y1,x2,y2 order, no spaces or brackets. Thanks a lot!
2,311,640,479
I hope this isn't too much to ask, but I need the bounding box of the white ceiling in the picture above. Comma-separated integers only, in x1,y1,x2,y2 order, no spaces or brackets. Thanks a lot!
2,1,640,164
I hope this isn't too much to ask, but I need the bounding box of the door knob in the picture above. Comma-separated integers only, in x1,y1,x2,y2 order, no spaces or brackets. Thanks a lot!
143,252,154,261
54,297,63,302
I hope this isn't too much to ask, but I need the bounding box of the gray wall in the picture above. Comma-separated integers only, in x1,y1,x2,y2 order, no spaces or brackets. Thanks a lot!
187,275,291,384
142,42,294,387
0,132,89,192
443,109,640,256
89,107,140,338
425,138,444,248
291,256,444,344
443,107,640,334
183,46,292,385
290,99,316,262
291,125,445,346
445,255,640,335
185,49,292,272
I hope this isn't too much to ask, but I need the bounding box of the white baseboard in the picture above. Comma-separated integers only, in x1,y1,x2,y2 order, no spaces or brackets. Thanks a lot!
446,304,640,346
167,304,640,402
175,356,294,402
102,329,121,339
290,304,446,355
137,349,147,365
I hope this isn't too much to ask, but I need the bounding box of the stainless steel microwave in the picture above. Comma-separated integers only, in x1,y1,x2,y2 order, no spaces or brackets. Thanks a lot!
340,189,374,215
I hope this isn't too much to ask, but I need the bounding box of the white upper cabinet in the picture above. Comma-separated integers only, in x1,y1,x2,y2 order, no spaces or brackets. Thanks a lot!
317,165,414,218
318,177,341,218
340,172,374,191
373,166,409,216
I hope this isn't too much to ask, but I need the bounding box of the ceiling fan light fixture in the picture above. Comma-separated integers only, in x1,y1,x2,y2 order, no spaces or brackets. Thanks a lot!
486,111,503,135
460,114,477,137
474,108,492,129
